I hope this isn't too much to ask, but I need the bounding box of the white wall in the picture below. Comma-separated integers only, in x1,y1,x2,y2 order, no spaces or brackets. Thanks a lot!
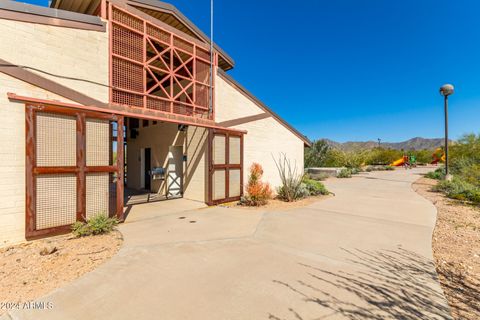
0,73,77,247
0,19,108,247
126,121,184,194
215,74,305,191
0,19,109,102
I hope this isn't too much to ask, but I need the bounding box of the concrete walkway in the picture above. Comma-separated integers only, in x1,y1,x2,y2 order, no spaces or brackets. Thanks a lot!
9,168,451,320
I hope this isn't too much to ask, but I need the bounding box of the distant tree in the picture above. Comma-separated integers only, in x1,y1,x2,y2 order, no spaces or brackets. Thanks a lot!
305,139,331,168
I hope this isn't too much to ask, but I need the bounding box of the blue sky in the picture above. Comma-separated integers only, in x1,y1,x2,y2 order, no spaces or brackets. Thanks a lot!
21,0,480,142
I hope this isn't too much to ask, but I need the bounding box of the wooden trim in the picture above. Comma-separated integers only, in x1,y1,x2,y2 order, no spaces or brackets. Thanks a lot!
207,129,213,205
76,113,86,222
25,225,73,241
116,116,125,221
240,134,244,198
86,166,118,173
32,104,115,120
0,8,106,32
0,58,108,107
33,167,78,174
216,113,271,128
225,133,230,199
207,129,244,205
8,93,247,134
32,166,118,174
25,106,36,238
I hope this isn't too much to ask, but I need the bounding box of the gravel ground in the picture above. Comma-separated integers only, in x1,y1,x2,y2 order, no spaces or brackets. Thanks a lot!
413,177,480,319
0,231,123,315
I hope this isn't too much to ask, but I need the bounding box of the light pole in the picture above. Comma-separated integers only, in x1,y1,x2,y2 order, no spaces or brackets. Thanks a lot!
439,84,454,180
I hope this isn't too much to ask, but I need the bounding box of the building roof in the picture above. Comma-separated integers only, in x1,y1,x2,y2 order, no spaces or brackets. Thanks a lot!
217,69,312,147
0,0,105,30
50,0,234,70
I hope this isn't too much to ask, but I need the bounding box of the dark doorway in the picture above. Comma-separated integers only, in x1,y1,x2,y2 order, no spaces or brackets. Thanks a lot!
144,147,151,190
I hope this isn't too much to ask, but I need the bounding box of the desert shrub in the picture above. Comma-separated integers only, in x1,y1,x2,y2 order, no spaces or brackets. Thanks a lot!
308,172,330,181
321,148,347,167
337,168,352,178
241,163,272,206
412,149,433,165
305,139,331,168
433,178,480,204
366,148,403,165
274,154,306,202
350,167,362,174
425,167,445,180
384,165,395,171
72,214,118,237
303,178,329,196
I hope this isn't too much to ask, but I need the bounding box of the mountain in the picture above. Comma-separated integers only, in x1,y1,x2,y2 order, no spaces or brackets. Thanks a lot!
323,137,444,151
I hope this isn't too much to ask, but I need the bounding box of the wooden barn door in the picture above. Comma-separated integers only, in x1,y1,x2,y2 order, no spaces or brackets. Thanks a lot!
25,104,124,239
208,129,243,205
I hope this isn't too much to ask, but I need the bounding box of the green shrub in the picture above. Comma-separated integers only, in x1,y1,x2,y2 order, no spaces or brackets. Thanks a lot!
305,139,331,168
384,165,395,171
366,148,403,165
350,167,361,175
434,177,480,204
303,178,329,196
425,167,445,180
274,154,306,202
72,214,118,237
337,168,352,178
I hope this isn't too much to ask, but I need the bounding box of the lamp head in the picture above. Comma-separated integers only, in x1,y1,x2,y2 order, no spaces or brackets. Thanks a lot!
440,84,454,96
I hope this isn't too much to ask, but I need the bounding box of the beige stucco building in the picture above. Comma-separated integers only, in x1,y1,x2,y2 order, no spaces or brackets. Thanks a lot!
0,0,310,246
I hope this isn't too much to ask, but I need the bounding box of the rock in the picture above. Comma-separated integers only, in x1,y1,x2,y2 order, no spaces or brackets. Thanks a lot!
39,246,58,256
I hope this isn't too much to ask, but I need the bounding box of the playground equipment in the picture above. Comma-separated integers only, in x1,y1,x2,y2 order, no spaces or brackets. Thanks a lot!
390,154,417,167
390,158,405,167
431,148,446,165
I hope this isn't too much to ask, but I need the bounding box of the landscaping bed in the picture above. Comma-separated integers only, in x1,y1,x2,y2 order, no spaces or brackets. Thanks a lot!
0,231,123,315
413,177,480,320
222,194,332,211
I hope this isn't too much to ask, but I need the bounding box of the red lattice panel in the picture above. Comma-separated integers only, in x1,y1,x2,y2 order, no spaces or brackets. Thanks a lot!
173,103,194,116
196,47,210,62
112,57,143,92
112,7,143,31
112,89,143,108
146,24,170,45
109,4,214,119
147,96,171,113
112,25,143,62
173,36,193,54
195,83,209,109
195,59,210,84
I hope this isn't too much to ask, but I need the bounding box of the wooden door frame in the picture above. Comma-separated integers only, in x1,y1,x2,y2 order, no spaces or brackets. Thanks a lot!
207,129,244,205
25,104,124,239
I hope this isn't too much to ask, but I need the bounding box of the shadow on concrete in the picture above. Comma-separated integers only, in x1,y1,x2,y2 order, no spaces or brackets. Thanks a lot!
363,176,416,183
270,247,453,320
435,265,480,319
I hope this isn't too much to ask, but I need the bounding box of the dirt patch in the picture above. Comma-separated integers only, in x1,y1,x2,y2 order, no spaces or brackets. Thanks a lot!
413,177,480,319
0,231,123,315
220,194,332,211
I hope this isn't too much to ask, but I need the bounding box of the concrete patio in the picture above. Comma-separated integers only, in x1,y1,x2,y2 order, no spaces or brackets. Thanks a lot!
7,168,451,320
